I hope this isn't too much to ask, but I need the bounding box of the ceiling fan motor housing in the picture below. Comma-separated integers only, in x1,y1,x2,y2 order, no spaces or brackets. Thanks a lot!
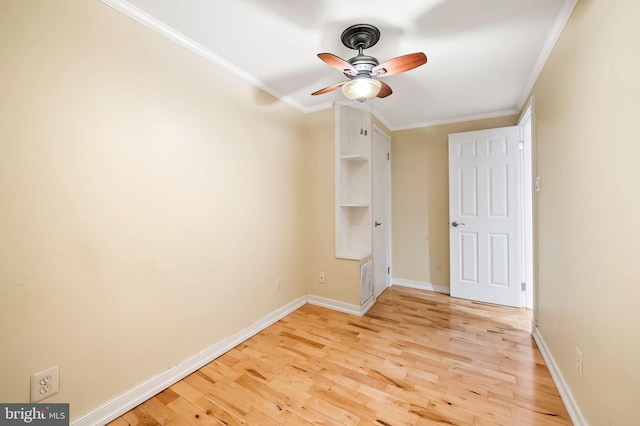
346,55,379,78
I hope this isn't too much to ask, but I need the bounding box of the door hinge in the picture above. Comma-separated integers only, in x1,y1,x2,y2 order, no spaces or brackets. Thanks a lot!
518,141,524,150
387,267,390,275
387,152,390,160
521,282,526,291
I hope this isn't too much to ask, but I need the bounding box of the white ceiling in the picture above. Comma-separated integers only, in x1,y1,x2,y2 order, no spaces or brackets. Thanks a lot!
102,0,575,130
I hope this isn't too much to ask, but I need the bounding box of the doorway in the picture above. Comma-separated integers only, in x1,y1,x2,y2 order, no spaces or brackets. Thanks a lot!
519,100,535,310
448,101,535,309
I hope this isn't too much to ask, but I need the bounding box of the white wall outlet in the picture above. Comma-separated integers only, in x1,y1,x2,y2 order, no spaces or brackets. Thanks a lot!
535,176,541,192
319,272,326,284
276,278,282,292
31,366,59,403
575,346,583,377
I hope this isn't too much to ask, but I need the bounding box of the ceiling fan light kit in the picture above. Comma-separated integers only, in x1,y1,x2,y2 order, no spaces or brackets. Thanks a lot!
342,78,381,102
312,24,427,102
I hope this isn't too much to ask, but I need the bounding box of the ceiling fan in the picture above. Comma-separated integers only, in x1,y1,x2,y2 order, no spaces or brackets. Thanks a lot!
311,24,427,102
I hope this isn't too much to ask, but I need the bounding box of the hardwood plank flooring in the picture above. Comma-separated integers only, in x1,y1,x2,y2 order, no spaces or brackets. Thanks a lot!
109,287,571,425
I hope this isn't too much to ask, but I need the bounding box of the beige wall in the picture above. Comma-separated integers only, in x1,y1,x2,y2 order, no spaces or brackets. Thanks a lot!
391,116,517,288
0,0,308,420
529,0,640,423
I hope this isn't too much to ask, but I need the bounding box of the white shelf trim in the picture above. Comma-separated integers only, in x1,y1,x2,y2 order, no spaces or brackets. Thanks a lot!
335,250,371,261
340,154,369,161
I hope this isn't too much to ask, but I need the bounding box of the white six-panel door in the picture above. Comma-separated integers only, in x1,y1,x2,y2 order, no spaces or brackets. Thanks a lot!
448,127,522,307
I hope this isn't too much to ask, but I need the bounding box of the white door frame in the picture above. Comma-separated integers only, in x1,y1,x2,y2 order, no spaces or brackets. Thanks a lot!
373,125,391,298
518,97,537,318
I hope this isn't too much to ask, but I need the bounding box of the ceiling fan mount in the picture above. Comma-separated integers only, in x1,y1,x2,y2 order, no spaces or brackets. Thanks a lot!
341,24,380,51
312,24,427,102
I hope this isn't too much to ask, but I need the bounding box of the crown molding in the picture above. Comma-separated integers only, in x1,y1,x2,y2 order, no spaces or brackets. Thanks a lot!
99,0,320,114
517,0,579,110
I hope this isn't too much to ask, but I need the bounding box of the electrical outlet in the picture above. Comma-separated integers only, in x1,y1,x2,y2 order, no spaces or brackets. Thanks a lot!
276,278,282,292
31,366,59,403
575,346,583,377
319,272,326,284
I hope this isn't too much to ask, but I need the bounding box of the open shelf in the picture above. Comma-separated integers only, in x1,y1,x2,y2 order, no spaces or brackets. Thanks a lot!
335,104,372,260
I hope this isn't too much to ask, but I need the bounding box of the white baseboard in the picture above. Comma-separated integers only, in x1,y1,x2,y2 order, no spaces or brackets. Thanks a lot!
532,327,588,426
73,289,589,426
360,295,376,316
306,294,364,316
72,295,307,426
393,278,450,294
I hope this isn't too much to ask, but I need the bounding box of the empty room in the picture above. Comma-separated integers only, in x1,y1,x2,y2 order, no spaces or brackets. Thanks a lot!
1,1,638,425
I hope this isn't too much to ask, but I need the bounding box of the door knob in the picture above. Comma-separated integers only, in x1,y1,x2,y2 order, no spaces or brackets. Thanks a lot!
375,221,383,227
451,221,465,227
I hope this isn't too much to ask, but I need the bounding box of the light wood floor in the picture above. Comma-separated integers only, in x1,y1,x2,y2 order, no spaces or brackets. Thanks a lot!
108,287,572,425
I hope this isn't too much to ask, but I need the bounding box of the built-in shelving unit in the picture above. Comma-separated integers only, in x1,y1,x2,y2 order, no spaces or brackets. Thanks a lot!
335,104,372,260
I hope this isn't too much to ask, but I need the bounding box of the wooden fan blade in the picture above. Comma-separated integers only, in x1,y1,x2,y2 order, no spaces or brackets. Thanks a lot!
317,53,357,76
311,81,346,96
373,52,427,77
377,81,393,98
